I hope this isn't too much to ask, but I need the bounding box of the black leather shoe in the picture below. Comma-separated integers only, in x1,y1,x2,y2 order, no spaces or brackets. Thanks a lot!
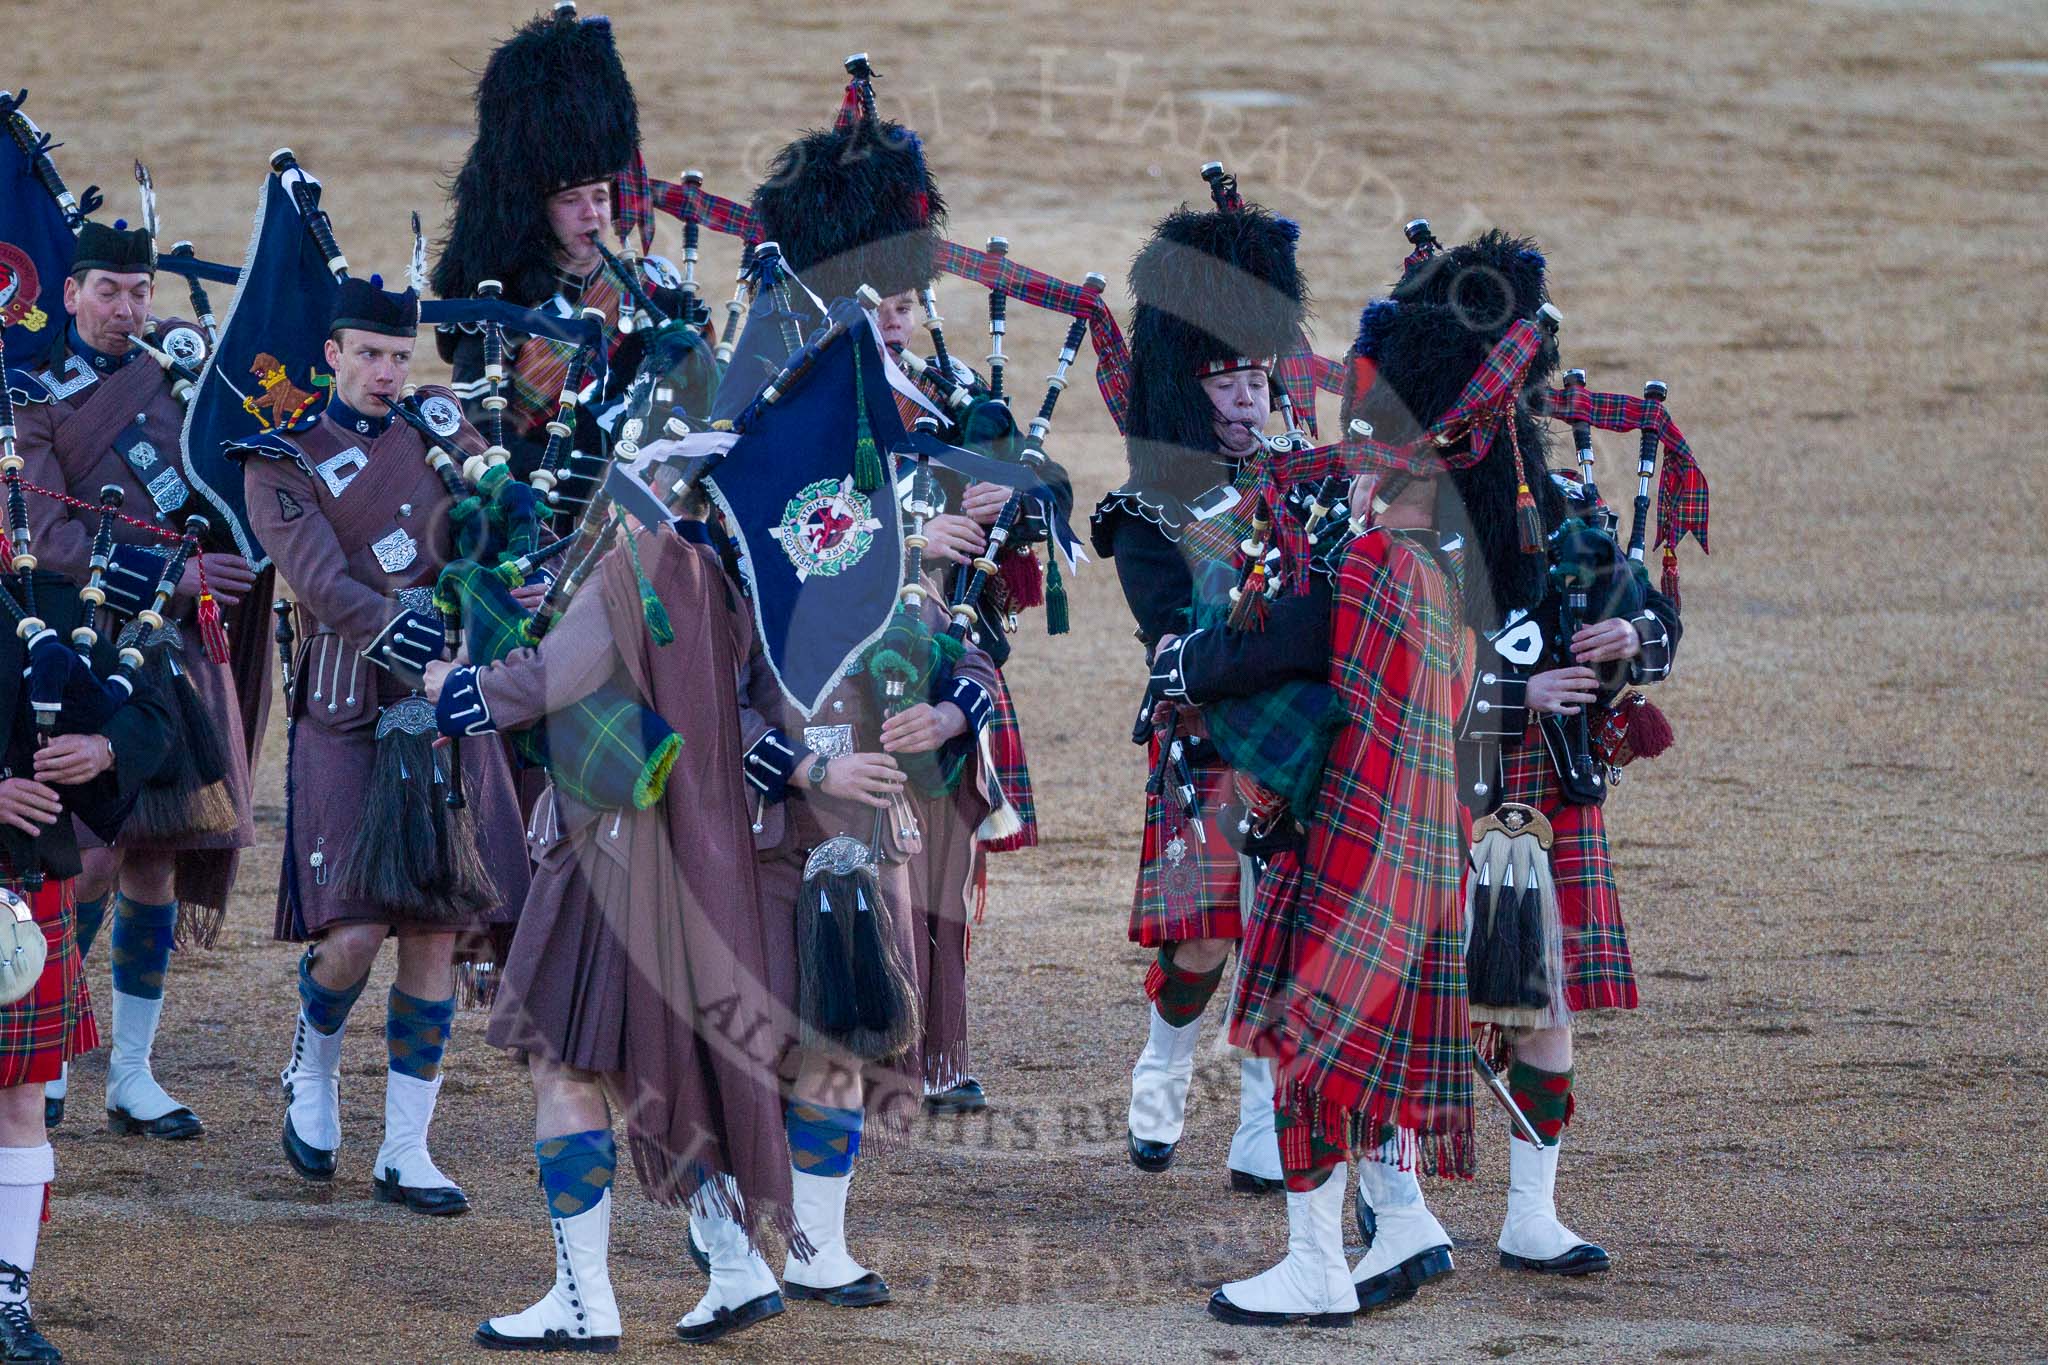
1499,1243,1609,1276
281,1112,336,1182
1127,1131,1176,1172
674,1290,784,1343
0,1301,61,1363
923,1079,987,1115
41,1097,61,1132
1205,1288,1354,1328
1355,1244,1454,1312
782,1272,890,1308
106,1105,203,1140
373,1167,470,1217
1229,1168,1285,1195
473,1321,620,1353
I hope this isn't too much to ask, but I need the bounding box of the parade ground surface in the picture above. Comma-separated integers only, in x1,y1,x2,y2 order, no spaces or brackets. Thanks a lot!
16,0,2046,1359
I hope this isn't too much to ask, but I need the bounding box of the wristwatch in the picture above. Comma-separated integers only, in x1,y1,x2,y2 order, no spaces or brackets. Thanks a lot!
806,753,833,787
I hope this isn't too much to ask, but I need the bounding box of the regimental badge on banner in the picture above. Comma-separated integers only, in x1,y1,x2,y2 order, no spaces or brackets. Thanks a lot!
0,242,49,334
769,476,881,583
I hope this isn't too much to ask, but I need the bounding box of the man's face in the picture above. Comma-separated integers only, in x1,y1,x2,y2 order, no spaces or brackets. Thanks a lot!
64,270,153,355
875,290,918,350
323,329,413,414
548,182,613,265
1201,366,1271,456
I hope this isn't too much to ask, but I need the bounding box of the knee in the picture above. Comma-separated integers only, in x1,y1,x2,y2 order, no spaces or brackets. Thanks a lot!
311,927,384,986
1170,938,1231,975
1511,1025,1574,1073
119,852,177,905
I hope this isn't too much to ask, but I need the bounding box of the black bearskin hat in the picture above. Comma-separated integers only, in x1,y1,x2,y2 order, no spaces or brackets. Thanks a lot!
72,219,155,277
430,8,640,309
1124,202,1308,496
749,118,947,304
1343,230,1564,621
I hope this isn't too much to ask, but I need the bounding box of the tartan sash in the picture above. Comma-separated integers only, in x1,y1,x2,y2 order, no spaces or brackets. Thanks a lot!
504,273,623,437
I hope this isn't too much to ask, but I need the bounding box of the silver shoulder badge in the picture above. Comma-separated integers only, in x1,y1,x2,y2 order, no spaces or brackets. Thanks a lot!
159,325,207,370
417,393,462,437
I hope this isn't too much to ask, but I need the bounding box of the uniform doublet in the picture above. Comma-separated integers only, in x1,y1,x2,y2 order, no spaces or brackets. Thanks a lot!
242,392,531,936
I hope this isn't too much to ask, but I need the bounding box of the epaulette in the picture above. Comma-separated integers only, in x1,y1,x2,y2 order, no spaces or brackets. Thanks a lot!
1089,484,1188,555
4,366,51,406
223,429,312,470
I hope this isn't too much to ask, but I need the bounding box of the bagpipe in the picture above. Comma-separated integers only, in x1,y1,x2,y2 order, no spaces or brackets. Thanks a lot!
0,325,231,884
257,150,691,820
890,263,1096,648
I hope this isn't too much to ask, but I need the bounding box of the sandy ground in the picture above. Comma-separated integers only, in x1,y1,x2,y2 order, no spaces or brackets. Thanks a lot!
12,0,2048,1359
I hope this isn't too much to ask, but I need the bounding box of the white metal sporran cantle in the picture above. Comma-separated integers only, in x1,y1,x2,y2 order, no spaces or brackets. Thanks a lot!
0,887,49,1008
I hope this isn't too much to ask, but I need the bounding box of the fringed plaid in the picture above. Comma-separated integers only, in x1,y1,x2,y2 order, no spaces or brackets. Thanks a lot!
1228,528,1474,1175
645,176,1137,433
1500,739,1637,1013
505,272,622,437
0,880,98,1087
1540,384,1710,604
981,668,1038,853
1131,711,1242,946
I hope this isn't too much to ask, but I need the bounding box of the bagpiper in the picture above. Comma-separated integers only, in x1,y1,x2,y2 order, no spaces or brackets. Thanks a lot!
666,95,1009,1330
1387,234,1681,1279
425,518,800,1351
1088,170,1313,1193
1210,230,1582,1324
239,274,532,1216
808,76,1070,1118
0,308,179,1359
10,217,265,1139
430,5,693,484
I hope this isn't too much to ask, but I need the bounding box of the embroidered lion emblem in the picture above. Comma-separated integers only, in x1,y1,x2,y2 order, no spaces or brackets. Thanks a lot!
244,352,320,428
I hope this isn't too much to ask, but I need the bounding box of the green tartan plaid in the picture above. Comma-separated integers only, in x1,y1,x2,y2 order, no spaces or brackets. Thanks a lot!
436,559,680,811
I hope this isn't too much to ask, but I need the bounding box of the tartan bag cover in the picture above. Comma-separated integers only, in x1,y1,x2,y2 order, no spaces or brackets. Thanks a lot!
1179,459,1343,823
1230,526,1475,1175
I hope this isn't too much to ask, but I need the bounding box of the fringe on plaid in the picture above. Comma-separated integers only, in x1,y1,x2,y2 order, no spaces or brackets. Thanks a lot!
172,899,226,951
1276,1075,1476,1180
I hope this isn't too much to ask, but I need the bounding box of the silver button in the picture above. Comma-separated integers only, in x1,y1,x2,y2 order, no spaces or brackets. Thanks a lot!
136,412,148,424
1473,782,1489,797
831,699,845,714
400,503,413,516
1482,672,1496,686
1476,700,1491,714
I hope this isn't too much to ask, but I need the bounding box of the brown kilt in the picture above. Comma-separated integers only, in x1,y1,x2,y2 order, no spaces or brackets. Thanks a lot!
1129,723,1242,946
274,717,530,941
0,881,99,1088
1501,740,1638,1013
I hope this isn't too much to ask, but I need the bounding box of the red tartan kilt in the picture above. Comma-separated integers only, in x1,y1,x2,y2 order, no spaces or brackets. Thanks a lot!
0,880,99,1088
980,670,1038,854
1501,742,1638,1013
1130,748,1242,947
